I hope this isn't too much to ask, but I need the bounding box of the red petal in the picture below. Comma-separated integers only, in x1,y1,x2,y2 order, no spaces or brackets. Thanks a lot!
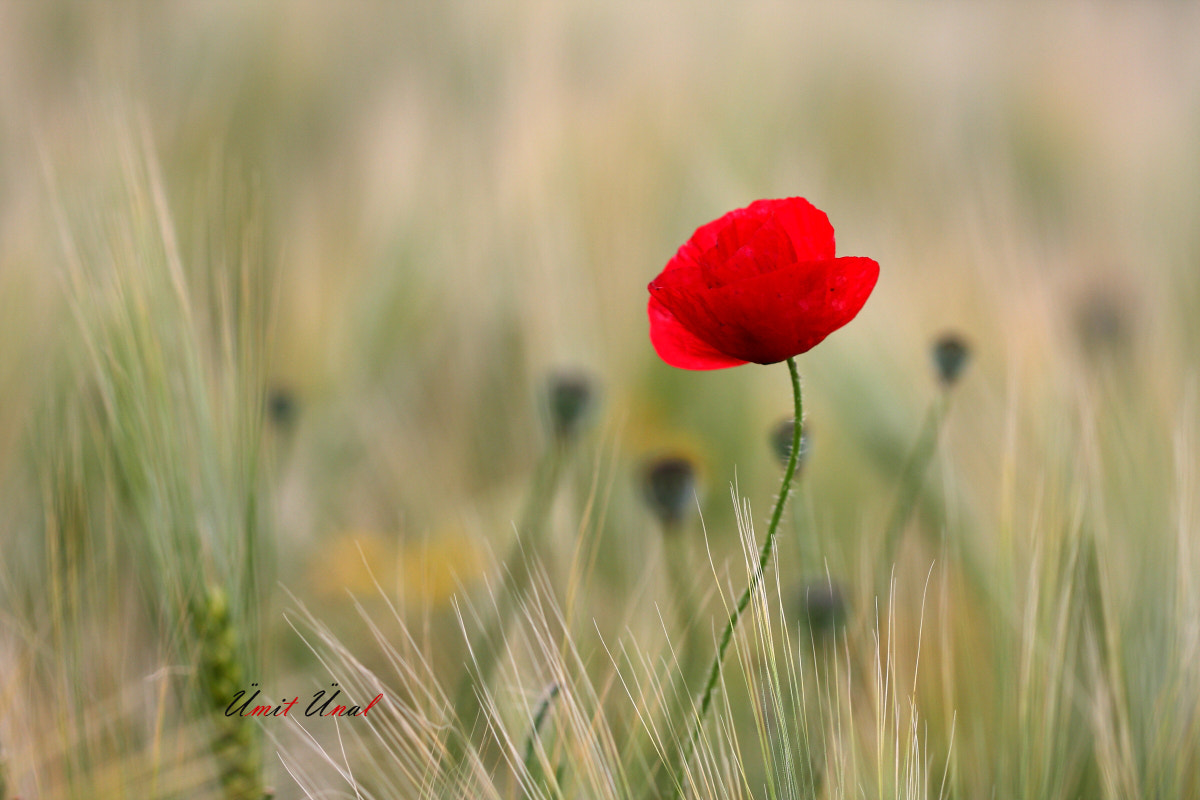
684,204,768,256
647,295,748,370
651,257,879,364
767,197,835,262
659,198,835,288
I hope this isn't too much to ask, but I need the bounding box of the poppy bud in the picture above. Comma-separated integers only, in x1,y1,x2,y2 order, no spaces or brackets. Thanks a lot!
800,579,847,636
267,386,298,429
770,417,810,472
1075,286,1131,357
931,333,971,388
642,456,697,530
546,371,595,441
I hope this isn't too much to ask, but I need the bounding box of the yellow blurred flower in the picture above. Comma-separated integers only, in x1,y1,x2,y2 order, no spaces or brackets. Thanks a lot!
314,524,487,607
311,530,396,596
397,526,487,606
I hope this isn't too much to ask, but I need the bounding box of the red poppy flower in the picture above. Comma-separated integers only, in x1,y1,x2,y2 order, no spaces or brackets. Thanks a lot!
648,197,879,369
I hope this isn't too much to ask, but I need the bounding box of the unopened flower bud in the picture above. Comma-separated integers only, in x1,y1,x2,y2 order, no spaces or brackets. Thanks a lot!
800,579,847,636
267,386,298,429
546,371,595,441
1075,286,1131,357
642,456,697,530
770,418,810,473
932,333,970,388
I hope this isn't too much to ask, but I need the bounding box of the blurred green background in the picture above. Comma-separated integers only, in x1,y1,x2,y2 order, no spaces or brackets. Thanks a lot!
2,1,1199,797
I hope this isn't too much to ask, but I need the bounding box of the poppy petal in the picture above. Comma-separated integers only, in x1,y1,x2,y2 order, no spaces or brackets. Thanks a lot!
702,198,834,264
652,256,879,364
662,201,779,281
687,202,770,256
767,197,836,262
647,295,748,370
659,198,835,287
648,198,875,370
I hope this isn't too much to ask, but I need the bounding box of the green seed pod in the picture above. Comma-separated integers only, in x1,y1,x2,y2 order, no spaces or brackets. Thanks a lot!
800,579,847,636
770,417,810,473
546,371,595,441
266,386,298,429
642,456,697,529
1075,286,1131,357
932,333,971,388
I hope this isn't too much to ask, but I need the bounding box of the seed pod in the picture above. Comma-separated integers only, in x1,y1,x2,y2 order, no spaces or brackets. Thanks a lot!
546,371,595,441
642,456,697,530
266,386,298,429
1075,286,1131,357
770,417,810,474
931,333,971,388
800,579,847,636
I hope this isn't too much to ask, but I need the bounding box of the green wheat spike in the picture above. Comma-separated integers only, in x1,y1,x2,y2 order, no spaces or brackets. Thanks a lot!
195,584,264,800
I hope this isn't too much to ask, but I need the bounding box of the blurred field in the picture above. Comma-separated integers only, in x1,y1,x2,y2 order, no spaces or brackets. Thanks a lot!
2,1,1200,798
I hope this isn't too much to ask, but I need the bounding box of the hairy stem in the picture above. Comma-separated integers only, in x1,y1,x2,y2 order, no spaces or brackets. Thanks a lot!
671,356,803,797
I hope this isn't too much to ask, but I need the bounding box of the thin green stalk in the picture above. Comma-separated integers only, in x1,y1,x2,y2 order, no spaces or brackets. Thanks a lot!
521,682,562,797
447,441,568,764
877,394,947,579
875,392,988,604
866,388,996,681
671,357,803,798
664,529,703,685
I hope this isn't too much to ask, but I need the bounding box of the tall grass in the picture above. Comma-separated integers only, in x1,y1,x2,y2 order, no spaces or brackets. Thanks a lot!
280,376,1200,798
279,486,945,799
2,123,274,798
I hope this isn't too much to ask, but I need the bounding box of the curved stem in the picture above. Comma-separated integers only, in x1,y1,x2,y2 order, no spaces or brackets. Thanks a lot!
672,357,803,796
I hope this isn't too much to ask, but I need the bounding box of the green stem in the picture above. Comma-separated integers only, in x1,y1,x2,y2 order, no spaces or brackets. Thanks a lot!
865,390,996,656
521,682,562,795
664,529,702,684
877,392,949,585
446,441,568,765
671,357,803,797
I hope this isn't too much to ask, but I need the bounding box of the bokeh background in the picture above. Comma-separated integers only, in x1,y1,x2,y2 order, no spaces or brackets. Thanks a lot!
2,2,1199,797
